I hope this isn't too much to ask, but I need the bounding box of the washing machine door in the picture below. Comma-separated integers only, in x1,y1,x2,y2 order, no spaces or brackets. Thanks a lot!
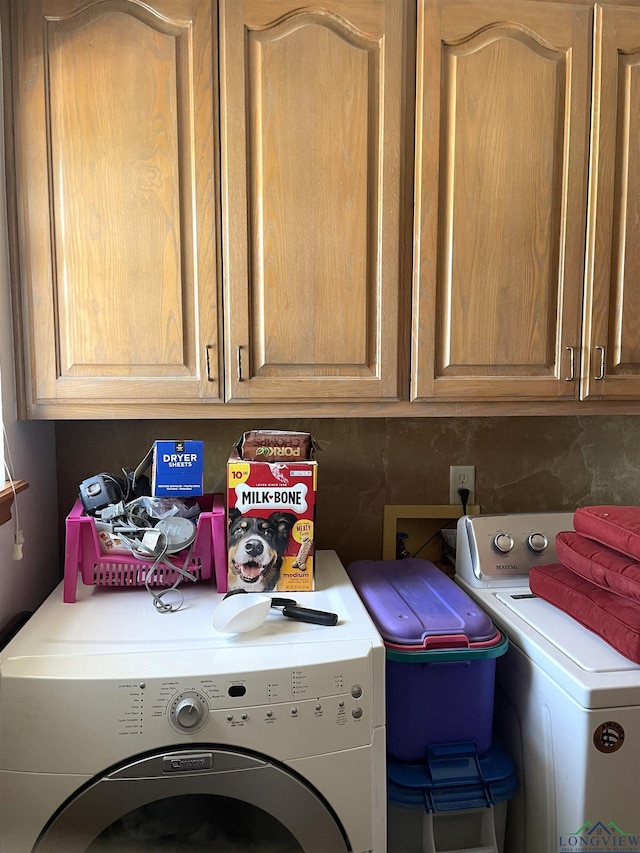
34,747,350,852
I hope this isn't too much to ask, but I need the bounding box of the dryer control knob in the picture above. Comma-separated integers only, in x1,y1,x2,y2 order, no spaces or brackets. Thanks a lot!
527,532,548,552
175,698,203,729
170,692,209,733
493,533,514,554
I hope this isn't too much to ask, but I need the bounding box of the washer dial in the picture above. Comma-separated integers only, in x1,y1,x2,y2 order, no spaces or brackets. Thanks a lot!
493,533,515,554
527,532,548,552
169,690,209,733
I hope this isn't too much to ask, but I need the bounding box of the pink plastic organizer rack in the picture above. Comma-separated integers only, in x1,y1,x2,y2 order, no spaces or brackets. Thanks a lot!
63,493,227,603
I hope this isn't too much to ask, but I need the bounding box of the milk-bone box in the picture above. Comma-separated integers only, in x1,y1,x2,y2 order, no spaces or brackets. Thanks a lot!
227,431,318,593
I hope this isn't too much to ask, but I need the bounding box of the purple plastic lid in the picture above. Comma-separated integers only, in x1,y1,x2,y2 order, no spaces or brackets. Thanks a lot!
346,558,496,647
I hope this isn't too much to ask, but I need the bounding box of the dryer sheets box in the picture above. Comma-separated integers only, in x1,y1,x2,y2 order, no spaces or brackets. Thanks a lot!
151,440,204,497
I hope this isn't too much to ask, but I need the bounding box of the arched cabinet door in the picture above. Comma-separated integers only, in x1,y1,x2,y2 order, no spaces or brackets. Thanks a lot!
35,747,350,852
412,0,591,402
220,0,410,403
6,0,221,416
581,4,640,401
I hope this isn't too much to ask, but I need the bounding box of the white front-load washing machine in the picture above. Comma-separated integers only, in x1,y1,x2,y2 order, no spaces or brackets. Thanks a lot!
0,551,385,853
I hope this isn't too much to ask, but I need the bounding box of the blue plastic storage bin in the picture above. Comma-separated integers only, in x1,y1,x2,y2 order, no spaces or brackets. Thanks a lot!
347,558,508,762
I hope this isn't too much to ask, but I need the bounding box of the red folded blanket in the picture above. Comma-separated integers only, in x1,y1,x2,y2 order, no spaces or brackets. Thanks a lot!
530,562,640,663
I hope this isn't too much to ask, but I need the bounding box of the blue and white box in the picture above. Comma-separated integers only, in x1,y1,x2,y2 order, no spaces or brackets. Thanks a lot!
152,440,204,497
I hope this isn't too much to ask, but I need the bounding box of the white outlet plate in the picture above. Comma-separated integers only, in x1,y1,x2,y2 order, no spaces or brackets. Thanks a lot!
449,465,476,505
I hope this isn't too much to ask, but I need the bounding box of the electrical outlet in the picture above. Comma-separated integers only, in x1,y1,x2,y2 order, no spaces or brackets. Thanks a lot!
449,465,475,505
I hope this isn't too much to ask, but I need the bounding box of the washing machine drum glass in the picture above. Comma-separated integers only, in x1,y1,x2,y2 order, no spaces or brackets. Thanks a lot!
34,748,349,853
85,795,301,850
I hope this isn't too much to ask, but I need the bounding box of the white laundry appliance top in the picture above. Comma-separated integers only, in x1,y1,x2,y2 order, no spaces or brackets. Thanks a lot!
0,550,384,682
455,513,640,709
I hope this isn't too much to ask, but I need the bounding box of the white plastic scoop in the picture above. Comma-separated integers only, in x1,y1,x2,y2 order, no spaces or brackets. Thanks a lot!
212,593,272,633
213,590,339,634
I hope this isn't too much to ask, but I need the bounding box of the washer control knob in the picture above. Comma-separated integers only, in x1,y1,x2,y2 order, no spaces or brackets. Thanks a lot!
493,533,514,554
175,698,204,729
527,532,548,553
170,691,209,733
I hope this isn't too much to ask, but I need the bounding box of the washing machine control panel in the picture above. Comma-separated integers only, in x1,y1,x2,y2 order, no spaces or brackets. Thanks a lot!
104,654,377,759
455,511,575,587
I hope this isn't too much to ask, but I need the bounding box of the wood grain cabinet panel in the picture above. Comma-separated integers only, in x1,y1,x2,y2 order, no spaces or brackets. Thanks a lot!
413,0,640,405
219,0,409,402
4,0,410,416
581,4,640,400
4,0,220,415
6,0,639,417
412,0,592,401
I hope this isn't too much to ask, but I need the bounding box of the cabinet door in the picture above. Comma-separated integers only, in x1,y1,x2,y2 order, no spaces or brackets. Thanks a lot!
412,0,591,401
581,4,640,400
219,0,409,402
6,0,219,415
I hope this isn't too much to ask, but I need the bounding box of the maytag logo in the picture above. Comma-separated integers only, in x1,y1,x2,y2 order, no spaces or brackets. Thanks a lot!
163,753,213,773
235,482,308,513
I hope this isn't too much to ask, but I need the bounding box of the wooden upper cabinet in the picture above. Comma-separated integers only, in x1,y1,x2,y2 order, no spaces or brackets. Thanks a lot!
219,0,410,402
581,4,640,400
412,0,592,401
6,0,220,415
9,0,638,417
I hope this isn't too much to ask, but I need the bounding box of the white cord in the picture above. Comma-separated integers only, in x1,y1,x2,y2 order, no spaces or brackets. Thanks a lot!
137,529,196,614
144,543,196,614
108,517,196,613
2,423,23,560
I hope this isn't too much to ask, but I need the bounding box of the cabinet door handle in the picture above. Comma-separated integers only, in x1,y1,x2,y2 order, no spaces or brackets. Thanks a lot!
594,345,605,381
205,345,214,382
236,345,243,382
565,346,575,382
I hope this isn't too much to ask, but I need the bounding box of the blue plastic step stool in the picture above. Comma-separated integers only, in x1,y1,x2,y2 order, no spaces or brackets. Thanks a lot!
387,741,518,853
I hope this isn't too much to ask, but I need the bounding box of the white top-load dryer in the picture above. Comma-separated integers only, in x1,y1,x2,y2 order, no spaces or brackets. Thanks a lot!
0,550,386,853
455,512,640,853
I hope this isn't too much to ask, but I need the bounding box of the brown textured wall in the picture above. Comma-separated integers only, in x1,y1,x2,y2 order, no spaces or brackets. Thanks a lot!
54,416,640,577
